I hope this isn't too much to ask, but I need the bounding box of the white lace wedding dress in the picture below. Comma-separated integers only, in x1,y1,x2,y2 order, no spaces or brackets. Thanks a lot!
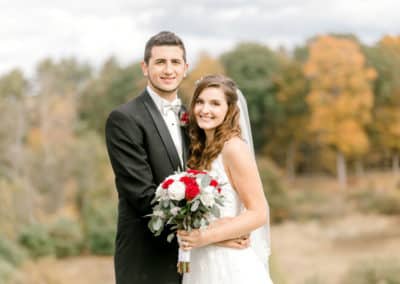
182,155,273,284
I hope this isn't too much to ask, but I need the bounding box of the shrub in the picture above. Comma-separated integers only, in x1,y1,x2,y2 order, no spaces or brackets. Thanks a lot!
0,258,16,284
18,223,54,258
258,158,291,223
341,258,400,284
48,218,84,258
289,189,347,221
83,203,116,255
349,189,400,215
0,237,26,266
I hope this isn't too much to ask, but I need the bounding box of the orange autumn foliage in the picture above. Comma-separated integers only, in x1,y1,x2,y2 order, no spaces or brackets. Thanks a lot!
304,35,376,157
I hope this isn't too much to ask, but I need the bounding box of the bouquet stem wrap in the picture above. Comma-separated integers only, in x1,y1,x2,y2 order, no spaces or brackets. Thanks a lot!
177,248,191,274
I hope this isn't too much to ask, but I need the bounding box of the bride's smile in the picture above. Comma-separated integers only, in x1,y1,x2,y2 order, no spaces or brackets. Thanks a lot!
194,87,228,133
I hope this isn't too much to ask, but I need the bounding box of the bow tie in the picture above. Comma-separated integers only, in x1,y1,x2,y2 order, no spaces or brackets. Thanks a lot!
161,99,182,115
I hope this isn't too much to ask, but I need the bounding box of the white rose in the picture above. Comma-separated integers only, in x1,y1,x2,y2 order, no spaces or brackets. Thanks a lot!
168,181,186,201
200,186,215,207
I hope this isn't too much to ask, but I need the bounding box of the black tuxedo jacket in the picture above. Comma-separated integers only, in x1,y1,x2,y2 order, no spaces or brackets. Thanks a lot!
105,90,189,284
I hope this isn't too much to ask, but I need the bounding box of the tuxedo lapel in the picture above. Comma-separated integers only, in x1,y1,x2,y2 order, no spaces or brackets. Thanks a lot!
142,92,183,171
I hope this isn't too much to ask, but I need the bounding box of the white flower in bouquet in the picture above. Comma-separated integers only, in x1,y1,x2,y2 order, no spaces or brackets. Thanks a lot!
200,186,216,207
168,181,186,201
155,185,166,198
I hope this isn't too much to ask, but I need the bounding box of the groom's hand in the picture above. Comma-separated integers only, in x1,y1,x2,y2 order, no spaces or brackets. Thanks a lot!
215,235,250,249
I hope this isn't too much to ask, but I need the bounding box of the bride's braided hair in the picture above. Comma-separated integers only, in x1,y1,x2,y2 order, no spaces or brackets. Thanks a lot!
187,75,241,170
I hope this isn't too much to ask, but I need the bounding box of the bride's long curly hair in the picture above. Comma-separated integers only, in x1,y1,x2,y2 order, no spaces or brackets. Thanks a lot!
187,75,241,170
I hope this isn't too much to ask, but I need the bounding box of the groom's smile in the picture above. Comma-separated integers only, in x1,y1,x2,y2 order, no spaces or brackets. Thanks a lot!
141,45,188,100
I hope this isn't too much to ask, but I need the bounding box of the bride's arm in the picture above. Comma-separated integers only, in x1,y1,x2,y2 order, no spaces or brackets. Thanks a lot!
208,217,250,249
178,137,267,249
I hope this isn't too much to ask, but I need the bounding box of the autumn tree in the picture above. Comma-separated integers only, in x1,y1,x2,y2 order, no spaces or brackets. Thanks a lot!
179,52,225,103
28,58,91,214
304,35,376,187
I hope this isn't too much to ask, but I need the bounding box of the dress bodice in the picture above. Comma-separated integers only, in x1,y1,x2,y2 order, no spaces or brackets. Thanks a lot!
210,155,242,218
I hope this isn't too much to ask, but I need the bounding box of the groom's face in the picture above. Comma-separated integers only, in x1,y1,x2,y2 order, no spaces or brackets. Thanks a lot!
141,45,188,98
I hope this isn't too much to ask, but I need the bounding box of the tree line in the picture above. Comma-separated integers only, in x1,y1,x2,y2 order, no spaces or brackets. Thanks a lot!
0,34,399,238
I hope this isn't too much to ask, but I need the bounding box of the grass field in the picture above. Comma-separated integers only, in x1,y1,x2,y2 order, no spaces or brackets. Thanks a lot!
8,171,400,284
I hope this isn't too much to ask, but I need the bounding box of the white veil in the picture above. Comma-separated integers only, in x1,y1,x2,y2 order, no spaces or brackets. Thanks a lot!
237,89,271,269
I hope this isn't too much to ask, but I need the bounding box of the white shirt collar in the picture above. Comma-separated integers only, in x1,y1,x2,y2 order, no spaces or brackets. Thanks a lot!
146,86,180,113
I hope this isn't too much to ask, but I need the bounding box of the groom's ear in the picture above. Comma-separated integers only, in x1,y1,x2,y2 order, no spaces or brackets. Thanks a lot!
141,61,148,77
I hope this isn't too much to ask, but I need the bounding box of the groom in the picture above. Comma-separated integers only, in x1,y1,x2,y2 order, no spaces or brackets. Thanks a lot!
105,31,188,284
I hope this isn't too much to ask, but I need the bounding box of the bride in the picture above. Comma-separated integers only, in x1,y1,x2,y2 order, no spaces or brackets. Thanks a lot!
178,75,273,284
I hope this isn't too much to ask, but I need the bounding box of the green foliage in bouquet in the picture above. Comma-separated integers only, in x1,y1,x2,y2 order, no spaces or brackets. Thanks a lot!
148,170,224,243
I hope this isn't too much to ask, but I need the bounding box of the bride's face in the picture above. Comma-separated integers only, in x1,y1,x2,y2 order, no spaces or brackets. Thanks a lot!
194,87,228,132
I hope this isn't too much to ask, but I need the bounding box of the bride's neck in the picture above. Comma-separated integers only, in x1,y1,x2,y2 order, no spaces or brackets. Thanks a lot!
204,131,214,146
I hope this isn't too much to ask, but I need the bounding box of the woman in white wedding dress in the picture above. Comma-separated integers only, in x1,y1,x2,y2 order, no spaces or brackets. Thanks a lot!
178,75,273,284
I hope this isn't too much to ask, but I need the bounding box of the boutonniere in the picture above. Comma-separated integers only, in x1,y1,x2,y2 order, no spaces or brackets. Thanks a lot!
179,110,189,127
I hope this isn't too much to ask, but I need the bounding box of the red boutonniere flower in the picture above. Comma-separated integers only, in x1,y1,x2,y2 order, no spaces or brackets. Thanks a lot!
179,111,189,127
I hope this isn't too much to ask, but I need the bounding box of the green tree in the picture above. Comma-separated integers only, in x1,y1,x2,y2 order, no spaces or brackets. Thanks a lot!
220,43,283,151
79,57,144,134
272,60,309,179
364,35,400,174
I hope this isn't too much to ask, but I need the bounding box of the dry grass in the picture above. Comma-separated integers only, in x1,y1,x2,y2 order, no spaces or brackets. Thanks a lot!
271,214,400,284
270,170,400,284
8,171,400,284
11,256,114,284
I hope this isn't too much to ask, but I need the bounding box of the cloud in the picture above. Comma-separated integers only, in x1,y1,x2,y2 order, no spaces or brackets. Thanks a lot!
0,0,399,75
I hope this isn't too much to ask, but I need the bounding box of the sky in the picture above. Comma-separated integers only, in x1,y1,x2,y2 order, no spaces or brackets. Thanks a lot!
1,0,399,76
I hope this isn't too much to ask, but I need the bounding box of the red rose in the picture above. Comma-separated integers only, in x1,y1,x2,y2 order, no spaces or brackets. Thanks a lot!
180,176,200,200
179,111,189,127
210,179,218,187
180,176,196,185
217,187,222,194
185,183,200,200
162,178,174,189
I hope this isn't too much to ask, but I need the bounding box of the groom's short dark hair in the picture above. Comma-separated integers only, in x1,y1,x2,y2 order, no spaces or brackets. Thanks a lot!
144,31,186,64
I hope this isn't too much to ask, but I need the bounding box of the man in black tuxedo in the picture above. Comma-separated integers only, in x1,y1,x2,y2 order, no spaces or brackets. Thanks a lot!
105,31,189,284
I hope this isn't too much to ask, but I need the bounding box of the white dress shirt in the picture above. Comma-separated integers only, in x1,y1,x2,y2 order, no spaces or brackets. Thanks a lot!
147,86,183,166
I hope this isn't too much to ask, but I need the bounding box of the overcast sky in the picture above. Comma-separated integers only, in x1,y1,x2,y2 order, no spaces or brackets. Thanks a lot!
1,0,399,76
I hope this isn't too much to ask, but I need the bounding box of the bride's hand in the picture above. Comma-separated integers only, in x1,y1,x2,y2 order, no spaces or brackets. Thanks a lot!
177,229,208,251
215,235,250,249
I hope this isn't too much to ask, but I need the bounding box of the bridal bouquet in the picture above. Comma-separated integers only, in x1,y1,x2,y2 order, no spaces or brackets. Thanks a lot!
147,169,224,274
